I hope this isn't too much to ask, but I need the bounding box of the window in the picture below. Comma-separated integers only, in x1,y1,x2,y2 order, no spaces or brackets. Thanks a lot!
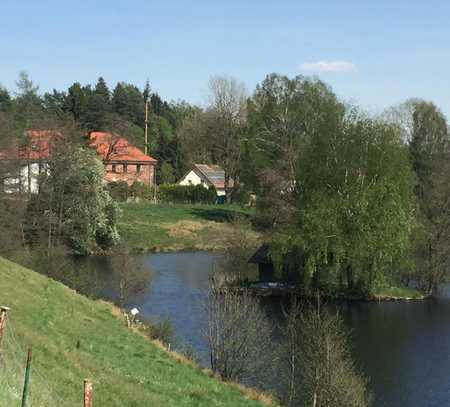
123,164,128,173
136,164,141,174
112,164,116,173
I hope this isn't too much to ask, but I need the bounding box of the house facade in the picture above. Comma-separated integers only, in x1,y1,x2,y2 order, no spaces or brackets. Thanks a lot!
179,164,231,197
89,132,157,186
0,130,56,193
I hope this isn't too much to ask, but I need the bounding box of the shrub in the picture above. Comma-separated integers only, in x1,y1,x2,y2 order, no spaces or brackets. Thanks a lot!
159,184,217,204
108,181,130,202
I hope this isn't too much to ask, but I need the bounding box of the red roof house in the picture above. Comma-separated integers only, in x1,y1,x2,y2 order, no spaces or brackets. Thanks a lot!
89,132,157,186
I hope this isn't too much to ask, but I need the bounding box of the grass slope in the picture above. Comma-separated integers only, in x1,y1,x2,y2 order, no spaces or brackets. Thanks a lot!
0,256,272,406
118,203,258,252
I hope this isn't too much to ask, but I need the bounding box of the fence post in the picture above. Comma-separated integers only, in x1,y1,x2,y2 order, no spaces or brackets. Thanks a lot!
84,379,93,407
0,306,11,349
21,347,32,407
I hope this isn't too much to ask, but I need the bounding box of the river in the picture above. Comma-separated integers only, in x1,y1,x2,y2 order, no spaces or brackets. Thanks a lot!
91,251,450,407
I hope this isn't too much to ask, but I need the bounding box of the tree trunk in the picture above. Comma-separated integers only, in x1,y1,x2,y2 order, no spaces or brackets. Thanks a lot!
346,264,354,291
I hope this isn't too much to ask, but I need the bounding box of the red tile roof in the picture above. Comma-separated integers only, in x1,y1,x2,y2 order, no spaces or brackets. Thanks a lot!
0,130,59,161
89,132,157,164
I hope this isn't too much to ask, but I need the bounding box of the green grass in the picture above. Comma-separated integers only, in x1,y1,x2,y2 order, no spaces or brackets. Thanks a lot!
0,256,274,406
118,203,258,252
371,285,425,300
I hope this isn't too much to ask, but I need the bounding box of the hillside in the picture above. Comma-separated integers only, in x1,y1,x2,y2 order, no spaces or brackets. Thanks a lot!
0,256,273,406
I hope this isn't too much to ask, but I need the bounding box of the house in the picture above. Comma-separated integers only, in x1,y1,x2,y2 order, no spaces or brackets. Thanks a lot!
249,243,302,284
0,130,157,193
89,132,157,186
179,164,232,198
0,130,58,193
248,244,276,282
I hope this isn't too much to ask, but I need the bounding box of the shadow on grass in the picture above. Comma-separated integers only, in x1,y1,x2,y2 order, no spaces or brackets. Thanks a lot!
188,206,251,223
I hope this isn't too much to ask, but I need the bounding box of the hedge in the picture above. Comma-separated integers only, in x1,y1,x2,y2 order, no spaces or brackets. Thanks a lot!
107,181,218,204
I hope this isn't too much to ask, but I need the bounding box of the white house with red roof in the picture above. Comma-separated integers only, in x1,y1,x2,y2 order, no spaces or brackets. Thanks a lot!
179,164,232,197
0,130,59,193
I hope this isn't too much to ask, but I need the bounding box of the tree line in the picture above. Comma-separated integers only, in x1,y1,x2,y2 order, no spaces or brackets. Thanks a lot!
1,71,449,297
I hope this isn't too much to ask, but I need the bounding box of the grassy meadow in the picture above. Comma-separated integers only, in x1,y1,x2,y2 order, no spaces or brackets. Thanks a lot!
117,203,260,252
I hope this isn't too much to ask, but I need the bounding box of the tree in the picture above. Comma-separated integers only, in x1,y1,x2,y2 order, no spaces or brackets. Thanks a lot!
24,132,120,254
204,286,275,384
272,111,415,295
158,161,176,184
13,72,43,125
65,82,90,124
85,77,112,130
110,251,152,307
409,101,450,293
0,86,12,112
112,82,145,126
247,74,344,186
381,98,421,144
43,89,68,119
0,111,25,257
247,74,345,228
282,301,370,407
206,76,247,202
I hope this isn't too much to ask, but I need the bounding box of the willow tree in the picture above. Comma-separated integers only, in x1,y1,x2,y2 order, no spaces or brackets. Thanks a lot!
409,101,450,294
246,74,345,228
273,111,416,295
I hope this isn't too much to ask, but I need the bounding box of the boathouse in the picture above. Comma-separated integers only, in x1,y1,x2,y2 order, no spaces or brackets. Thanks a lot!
248,244,276,283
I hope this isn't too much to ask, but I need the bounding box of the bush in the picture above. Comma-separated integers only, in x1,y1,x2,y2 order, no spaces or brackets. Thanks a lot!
109,181,218,204
159,184,217,204
107,181,130,202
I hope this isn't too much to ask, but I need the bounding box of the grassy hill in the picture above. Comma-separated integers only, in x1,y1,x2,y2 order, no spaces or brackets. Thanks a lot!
0,256,274,406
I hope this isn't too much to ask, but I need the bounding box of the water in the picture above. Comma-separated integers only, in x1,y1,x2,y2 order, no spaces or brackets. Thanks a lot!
95,251,450,407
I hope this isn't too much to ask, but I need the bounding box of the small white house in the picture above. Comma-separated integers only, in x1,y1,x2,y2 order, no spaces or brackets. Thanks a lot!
179,164,232,197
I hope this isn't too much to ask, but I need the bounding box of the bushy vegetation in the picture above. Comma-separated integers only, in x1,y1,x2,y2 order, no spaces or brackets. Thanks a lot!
108,181,218,204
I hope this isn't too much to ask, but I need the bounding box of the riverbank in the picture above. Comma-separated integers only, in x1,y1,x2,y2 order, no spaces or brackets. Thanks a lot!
118,202,260,252
231,281,426,302
0,256,276,406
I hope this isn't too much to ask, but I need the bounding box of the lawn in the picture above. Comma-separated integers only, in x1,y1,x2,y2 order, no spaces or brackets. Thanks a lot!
118,203,259,252
0,256,275,406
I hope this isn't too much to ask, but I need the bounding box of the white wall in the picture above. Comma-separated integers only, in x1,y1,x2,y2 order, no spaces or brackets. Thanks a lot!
178,169,226,196
3,162,45,193
179,170,204,186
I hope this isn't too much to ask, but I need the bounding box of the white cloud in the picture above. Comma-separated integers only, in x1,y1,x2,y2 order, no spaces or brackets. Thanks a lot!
300,60,357,74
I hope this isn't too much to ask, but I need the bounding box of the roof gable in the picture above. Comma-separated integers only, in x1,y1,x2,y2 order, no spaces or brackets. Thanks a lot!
89,132,157,164
0,130,60,161
193,164,233,190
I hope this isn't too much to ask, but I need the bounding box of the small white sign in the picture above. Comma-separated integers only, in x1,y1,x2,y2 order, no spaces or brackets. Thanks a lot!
130,308,139,316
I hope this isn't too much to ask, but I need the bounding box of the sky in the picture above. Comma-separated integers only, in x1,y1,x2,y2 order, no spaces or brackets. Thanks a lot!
1,0,450,117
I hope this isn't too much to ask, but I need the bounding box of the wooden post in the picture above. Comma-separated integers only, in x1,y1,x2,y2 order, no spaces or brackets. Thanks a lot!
84,379,93,407
21,348,32,407
0,306,10,348
144,101,149,155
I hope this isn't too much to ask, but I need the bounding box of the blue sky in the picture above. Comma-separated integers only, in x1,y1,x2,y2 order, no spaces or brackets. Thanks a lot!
1,0,449,117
